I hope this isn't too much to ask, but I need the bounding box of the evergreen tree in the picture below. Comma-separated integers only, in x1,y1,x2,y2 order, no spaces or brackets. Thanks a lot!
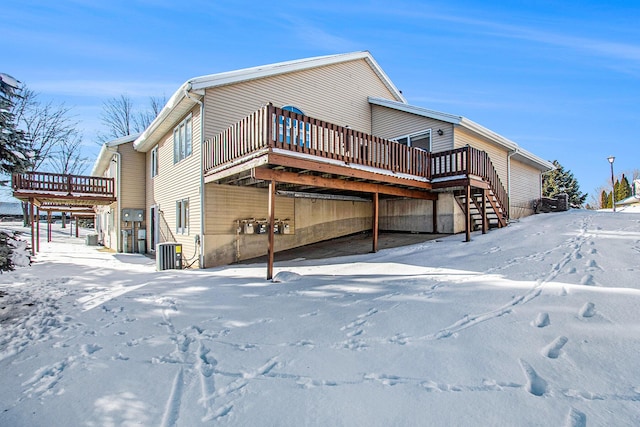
616,174,631,202
0,73,30,176
600,190,609,209
542,160,588,207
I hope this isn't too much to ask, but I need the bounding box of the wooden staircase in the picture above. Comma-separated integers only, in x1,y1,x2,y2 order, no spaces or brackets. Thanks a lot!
431,147,509,239
454,187,508,231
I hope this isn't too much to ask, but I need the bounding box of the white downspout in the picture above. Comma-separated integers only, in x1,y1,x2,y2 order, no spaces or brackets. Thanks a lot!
109,149,122,252
507,148,518,219
184,84,205,268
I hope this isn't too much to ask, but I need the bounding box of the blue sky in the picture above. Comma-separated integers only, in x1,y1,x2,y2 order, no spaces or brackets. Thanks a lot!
3,0,639,203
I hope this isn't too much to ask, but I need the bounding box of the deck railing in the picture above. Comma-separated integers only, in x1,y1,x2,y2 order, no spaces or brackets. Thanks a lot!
203,106,507,218
431,147,508,219
204,105,430,178
12,171,115,198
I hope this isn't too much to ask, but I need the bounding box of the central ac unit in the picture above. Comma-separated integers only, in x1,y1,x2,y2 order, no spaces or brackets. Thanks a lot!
156,242,183,271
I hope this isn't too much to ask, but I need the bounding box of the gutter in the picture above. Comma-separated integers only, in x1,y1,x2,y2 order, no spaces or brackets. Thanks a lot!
184,84,205,268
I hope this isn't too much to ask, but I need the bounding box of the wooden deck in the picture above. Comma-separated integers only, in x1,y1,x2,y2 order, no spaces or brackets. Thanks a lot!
203,104,507,212
203,105,509,278
12,171,116,208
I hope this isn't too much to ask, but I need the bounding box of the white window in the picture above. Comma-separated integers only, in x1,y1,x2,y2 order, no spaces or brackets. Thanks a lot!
176,199,189,234
393,129,432,151
151,146,158,177
173,115,193,163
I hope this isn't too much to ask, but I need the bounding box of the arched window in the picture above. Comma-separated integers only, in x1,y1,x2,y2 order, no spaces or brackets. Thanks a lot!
279,105,310,147
282,105,305,115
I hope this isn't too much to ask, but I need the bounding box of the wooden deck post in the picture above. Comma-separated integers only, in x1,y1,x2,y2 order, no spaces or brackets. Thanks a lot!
267,180,276,280
482,189,488,234
36,206,40,252
75,216,79,238
465,185,471,242
432,199,437,233
28,199,34,255
372,192,379,253
47,211,52,242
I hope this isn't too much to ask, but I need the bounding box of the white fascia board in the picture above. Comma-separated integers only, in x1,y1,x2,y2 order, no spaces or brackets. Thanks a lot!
134,51,404,152
133,82,198,152
368,97,462,124
91,133,141,176
188,51,405,103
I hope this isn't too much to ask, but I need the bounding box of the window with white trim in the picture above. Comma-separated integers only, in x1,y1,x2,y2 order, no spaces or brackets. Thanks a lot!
151,146,158,177
173,115,192,163
176,198,189,234
393,129,432,152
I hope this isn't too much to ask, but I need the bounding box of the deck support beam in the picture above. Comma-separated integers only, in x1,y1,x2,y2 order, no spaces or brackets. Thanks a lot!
47,211,52,242
432,199,437,233
36,206,40,252
29,199,35,255
482,189,488,234
267,180,276,281
465,185,471,242
372,192,379,253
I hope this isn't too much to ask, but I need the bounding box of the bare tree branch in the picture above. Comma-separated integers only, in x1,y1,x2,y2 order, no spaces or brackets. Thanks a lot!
13,87,78,171
50,130,88,175
98,94,167,144
98,94,134,143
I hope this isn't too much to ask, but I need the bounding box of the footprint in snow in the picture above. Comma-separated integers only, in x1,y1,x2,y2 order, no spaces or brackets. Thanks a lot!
580,275,595,286
565,407,587,427
519,359,547,397
578,302,596,318
532,312,550,328
542,336,568,359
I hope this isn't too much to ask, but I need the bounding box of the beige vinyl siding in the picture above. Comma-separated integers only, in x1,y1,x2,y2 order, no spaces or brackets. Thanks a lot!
203,59,397,139
454,128,509,189
371,105,454,152
205,185,294,235
509,159,542,218
203,184,371,266
147,106,202,260
119,143,146,210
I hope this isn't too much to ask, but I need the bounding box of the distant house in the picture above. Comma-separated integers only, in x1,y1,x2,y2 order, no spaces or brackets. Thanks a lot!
616,179,640,207
0,202,23,221
91,51,553,270
91,133,145,252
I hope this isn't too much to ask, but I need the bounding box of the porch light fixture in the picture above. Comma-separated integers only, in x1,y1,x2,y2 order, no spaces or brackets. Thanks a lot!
608,155,616,212
437,129,444,136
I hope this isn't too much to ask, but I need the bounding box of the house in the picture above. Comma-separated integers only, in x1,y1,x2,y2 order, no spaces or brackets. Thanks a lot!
91,51,553,274
615,179,640,208
91,133,145,252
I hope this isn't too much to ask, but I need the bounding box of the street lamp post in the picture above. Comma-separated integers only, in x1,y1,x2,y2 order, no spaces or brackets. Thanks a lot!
608,156,616,212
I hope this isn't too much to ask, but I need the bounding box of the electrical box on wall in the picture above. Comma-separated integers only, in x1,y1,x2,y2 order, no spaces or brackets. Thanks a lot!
122,209,144,222
237,218,291,234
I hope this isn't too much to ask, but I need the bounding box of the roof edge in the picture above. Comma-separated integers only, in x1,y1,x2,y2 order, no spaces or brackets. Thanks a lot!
369,97,553,171
134,52,406,151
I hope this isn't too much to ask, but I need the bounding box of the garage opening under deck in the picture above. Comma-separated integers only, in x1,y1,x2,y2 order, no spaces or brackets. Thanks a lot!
203,104,508,279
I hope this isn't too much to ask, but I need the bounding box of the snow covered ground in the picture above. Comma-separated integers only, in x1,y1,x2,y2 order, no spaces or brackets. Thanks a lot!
1,209,639,426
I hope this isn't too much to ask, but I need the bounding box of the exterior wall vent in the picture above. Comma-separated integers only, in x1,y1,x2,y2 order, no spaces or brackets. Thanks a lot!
156,242,183,271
